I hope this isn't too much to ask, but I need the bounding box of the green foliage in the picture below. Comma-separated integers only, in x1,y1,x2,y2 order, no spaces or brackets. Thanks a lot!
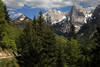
0,58,20,67
1,23,23,50
0,0,6,24
89,27,100,67
4,5,11,22
0,0,6,47
65,38,81,67
17,12,57,67
3,0,100,67
69,24,75,37
16,11,83,67
76,26,100,67
55,36,82,67
0,2,98,67
55,35,68,67
0,0,23,50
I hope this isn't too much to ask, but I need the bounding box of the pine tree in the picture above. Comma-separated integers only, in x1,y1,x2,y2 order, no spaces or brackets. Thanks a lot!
89,27,100,67
32,16,38,33
17,11,57,67
0,0,17,50
69,24,75,38
0,0,6,24
4,5,10,22
65,38,81,67
38,10,45,25
0,0,6,48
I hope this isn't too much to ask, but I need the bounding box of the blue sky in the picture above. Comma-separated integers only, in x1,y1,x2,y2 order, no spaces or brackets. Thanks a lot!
9,5,73,19
9,5,47,19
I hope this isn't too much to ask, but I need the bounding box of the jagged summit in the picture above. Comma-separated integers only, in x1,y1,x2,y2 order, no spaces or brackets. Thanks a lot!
43,9,66,24
15,14,31,21
68,4,95,32
12,14,32,27
43,5,94,33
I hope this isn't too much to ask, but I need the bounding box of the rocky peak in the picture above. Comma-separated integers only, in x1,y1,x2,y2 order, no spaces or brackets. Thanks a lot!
69,5,88,32
15,14,29,22
42,5,95,34
43,9,66,25
12,14,32,27
70,4,85,23
18,14,26,21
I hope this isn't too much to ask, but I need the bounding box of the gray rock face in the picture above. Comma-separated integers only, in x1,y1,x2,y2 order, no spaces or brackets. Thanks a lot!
43,5,93,33
69,5,88,32
70,5,86,24
78,5,100,38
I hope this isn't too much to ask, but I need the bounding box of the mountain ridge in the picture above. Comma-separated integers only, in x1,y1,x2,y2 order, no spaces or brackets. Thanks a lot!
12,5,94,35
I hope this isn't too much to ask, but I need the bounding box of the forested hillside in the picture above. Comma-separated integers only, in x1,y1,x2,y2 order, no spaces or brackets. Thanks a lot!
0,0,23,56
0,0,100,67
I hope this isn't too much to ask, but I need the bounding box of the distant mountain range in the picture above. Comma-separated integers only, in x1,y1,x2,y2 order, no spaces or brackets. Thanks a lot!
43,4,94,33
12,4,100,38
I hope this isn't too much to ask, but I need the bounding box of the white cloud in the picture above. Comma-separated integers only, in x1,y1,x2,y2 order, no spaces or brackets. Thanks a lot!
7,8,15,11
3,0,25,8
14,13,23,16
2,0,78,9
9,11,16,14
10,13,23,18
82,0,100,6
2,0,100,9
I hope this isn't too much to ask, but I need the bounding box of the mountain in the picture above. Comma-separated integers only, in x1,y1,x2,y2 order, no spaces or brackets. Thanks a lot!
70,4,86,24
11,5,95,36
43,9,66,25
66,4,94,32
12,14,32,27
69,5,87,32
43,5,93,34
78,5,100,39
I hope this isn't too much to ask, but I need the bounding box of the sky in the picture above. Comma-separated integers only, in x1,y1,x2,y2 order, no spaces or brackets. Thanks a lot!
2,0,100,19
